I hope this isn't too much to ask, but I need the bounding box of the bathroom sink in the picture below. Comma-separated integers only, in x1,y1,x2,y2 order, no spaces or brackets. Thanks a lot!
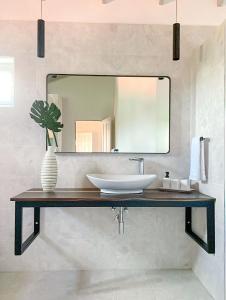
86,174,157,194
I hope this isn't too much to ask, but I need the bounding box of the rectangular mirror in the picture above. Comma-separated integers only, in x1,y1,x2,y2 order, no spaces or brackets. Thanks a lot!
47,75,170,153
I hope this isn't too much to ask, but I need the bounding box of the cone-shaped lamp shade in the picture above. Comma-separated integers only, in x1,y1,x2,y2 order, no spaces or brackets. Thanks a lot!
173,23,180,61
37,19,45,58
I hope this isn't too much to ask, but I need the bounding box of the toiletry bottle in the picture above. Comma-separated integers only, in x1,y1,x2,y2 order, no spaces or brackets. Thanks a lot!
163,172,171,189
180,179,190,191
171,179,180,190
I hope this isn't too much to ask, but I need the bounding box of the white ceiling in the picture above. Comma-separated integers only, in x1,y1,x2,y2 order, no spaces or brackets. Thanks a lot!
0,0,226,25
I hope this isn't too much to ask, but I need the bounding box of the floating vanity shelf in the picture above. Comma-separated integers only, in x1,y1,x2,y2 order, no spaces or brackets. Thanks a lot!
11,188,215,255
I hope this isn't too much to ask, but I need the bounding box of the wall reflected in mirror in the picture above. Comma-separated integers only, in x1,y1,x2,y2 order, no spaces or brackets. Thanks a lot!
47,75,170,153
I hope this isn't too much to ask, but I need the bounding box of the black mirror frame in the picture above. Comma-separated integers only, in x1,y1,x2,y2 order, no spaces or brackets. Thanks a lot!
46,74,171,154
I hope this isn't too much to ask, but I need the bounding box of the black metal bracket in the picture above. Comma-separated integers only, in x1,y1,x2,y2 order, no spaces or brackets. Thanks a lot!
185,203,215,254
14,200,215,255
15,203,40,255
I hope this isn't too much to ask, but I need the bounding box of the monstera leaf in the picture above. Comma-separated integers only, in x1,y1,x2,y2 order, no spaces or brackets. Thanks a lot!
30,100,63,147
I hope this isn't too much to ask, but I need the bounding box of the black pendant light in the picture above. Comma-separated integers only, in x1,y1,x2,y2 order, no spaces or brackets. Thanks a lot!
173,0,180,61
37,0,45,58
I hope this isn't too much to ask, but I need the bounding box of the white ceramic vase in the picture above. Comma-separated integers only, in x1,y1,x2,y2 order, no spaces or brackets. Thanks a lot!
41,146,57,192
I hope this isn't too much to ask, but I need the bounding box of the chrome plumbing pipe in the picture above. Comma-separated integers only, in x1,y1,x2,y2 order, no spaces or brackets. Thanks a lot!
118,207,124,234
112,207,128,235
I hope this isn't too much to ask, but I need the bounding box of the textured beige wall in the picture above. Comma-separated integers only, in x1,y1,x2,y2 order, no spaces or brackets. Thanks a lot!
0,21,214,271
191,24,225,300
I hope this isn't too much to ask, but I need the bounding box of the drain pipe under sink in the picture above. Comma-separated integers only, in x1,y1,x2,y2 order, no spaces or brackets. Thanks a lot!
112,207,128,234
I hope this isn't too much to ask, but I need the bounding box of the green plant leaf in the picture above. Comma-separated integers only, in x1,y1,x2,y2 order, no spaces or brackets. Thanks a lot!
30,100,64,146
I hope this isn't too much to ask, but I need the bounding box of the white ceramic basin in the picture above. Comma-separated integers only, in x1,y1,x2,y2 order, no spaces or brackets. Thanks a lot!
86,174,157,194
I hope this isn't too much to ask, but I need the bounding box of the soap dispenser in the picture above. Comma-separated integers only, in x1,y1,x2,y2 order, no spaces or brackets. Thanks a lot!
162,172,171,189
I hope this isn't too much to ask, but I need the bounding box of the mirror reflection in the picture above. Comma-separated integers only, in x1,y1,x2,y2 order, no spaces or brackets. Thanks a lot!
47,75,170,153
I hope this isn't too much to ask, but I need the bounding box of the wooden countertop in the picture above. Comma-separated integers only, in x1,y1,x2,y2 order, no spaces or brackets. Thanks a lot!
11,188,215,206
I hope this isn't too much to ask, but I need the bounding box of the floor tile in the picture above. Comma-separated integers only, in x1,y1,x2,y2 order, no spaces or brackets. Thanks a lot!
0,270,213,300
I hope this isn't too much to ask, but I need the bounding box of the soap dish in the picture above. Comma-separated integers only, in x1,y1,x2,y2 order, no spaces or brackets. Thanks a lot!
157,187,195,194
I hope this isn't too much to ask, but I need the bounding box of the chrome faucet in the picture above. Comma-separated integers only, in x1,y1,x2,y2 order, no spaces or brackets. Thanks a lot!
129,157,144,175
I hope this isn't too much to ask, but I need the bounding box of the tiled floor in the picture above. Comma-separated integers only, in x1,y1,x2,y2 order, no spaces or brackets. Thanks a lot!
0,270,213,300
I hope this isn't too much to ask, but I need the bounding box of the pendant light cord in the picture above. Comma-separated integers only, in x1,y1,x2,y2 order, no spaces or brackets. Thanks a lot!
41,0,43,19
176,0,178,23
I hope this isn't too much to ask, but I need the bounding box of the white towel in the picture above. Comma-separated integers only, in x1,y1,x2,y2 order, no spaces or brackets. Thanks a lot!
189,137,207,182
200,139,207,181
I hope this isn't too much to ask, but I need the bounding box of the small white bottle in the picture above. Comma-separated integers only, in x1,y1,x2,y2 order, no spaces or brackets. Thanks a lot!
171,179,180,190
180,179,190,191
162,172,171,189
